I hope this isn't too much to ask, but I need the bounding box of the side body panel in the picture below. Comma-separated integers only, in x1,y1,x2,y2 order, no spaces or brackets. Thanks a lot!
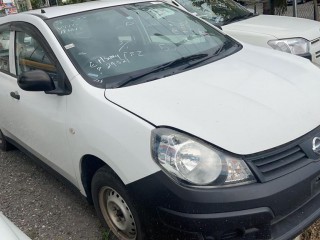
65,76,160,194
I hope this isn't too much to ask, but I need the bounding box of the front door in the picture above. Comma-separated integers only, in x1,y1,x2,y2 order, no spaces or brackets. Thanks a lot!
6,22,76,185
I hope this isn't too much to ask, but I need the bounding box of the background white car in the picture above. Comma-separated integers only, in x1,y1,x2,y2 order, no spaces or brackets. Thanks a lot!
0,212,30,240
165,0,320,64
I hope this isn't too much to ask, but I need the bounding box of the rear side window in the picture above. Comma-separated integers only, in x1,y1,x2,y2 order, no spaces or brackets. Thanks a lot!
0,30,10,73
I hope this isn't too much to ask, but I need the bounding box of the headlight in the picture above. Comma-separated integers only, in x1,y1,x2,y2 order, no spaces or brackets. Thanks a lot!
268,38,310,55
151,128,256,187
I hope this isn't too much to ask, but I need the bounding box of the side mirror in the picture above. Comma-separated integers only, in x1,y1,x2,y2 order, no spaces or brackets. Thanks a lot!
18,70,55,92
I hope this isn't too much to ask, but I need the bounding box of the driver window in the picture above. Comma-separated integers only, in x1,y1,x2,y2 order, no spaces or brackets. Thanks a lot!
15,31,57,79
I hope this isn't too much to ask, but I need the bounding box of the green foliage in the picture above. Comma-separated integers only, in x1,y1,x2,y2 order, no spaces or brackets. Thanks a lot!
102,230,110,240
30,0,86,8
274,0,288,15
63,0,88,4
30,0,41,9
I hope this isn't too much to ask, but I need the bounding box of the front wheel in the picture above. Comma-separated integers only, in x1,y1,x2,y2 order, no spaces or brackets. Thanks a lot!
92,166,145,240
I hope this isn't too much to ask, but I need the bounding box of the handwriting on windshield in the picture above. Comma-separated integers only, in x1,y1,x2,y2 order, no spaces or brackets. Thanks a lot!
56,23,79,35
88,51,144,73
119,41,130,52
54,17,86,35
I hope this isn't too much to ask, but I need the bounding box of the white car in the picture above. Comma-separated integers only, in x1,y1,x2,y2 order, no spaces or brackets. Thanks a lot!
164,0,320,65
0,213,30,240
1,1,320,240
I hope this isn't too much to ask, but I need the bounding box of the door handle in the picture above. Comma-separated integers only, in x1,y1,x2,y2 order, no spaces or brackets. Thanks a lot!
10,91,20,100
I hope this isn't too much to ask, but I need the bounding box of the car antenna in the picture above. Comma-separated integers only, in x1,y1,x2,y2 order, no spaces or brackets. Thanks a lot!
41,9,46,13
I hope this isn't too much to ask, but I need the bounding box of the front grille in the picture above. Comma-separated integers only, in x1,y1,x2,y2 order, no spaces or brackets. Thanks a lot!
246,145,309,182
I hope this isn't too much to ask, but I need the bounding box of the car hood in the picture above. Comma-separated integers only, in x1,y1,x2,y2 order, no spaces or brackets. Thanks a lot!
223,15,320,40
105,44,320,155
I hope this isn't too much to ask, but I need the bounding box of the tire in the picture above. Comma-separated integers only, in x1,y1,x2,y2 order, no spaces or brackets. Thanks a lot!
91,166,145,240
0,130,15,152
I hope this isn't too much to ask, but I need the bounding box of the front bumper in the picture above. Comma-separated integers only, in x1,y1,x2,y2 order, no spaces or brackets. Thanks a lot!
158,187,320,240
158,206,274,239
127,160,320,240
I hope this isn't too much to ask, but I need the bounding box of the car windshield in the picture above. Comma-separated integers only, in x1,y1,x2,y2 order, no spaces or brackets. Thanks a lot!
175,0,254,26
47,2,240,88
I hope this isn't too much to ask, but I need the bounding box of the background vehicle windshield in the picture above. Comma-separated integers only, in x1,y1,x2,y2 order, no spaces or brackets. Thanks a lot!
48,2,240,88
176,0,253,25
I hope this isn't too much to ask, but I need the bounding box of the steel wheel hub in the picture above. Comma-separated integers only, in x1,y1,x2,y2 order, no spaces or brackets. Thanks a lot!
99,186,137,240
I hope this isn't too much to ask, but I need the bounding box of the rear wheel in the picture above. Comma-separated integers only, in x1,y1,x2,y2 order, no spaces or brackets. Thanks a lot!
0,130,15,152
92,166,144,240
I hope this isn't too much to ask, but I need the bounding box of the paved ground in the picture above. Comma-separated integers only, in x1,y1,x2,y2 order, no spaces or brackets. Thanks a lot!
0,148,320,240
0,149,104,240
302,223,320,240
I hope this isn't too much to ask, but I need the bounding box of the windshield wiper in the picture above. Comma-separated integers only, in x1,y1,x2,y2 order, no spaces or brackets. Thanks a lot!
117,54,208,88
184,42,229,70
224,12,254,25
154,33,204,47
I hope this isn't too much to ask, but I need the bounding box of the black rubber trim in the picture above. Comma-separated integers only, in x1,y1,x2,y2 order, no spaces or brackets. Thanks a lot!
156,192,320,240
158,206,274,234
271,190,320,240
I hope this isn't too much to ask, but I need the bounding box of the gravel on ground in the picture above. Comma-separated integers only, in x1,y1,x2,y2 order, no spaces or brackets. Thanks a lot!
302,222,320,240
0,149,320,240
0,149,104,240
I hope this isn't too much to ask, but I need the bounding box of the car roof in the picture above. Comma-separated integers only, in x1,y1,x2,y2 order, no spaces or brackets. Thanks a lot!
19,0,161,19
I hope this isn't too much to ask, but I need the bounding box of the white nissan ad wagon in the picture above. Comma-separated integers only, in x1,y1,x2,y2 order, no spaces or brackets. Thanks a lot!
1,1,320,240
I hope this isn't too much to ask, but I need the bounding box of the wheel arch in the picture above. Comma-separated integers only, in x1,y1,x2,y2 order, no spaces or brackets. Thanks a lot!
80,154,120,203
